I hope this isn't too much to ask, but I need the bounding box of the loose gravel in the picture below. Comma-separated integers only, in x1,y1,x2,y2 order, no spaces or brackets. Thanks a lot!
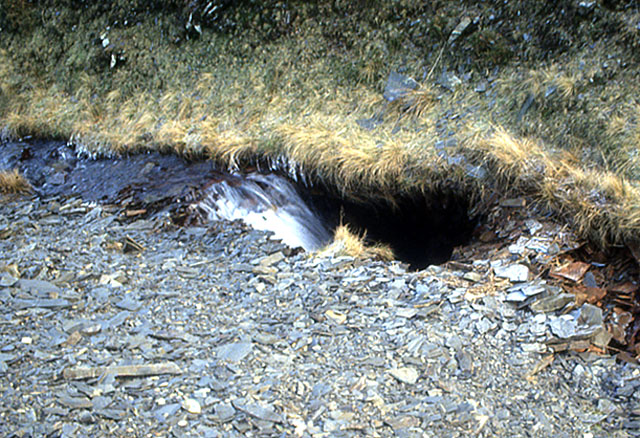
1,193,639,437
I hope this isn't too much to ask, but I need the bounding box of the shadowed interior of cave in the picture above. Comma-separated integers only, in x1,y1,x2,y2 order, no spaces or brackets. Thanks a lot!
303,187,478,270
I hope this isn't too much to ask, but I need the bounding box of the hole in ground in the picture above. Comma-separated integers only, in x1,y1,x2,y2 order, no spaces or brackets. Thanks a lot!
303,187,478,270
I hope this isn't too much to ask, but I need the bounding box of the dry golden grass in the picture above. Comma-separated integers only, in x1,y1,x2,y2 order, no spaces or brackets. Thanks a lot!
2,3,640,255
0,170,31,195
317,224,394,261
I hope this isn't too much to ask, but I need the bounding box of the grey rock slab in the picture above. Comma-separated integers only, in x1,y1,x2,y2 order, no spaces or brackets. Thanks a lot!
95,408,126,421
383,71,419,102
182,398,201,414
530,293,575,313
213,402,236,423
232,399,282,423
258,252,284,267
578,303,603,327
448,16,473,43
388,367,419,385
12,298,71,309
549,316,578,339
106,311,131,329
57,394,93,409
17,279,61,295
356,116,383,131
493,264,529,282
253,332,282,345
216,342,253,362
396,307,418,319
154,403,182,422
115,296,141,312
455,350,473,372
0,272,18,287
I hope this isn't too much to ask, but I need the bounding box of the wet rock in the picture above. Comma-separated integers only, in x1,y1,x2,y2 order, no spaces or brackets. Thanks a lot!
0,167,636,437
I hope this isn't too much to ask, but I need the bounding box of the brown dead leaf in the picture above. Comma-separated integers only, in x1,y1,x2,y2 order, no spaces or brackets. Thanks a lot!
609,324,627,344
610,282,639,294
571,286,606,305
587,345,606,355
550,261,590,282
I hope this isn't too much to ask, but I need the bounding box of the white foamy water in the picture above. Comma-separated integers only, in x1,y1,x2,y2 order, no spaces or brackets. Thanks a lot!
196,173,331,251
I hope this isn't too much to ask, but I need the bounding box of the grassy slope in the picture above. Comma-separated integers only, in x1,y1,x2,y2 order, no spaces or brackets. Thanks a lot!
1,0,640,248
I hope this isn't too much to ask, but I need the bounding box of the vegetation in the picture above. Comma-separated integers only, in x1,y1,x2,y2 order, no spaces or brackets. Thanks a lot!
318,224,395,262
1,0,640,250
0,169,31,195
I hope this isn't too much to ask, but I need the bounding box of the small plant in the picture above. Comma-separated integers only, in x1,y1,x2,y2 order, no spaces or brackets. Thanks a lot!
318,224,394,261
0,169,31,195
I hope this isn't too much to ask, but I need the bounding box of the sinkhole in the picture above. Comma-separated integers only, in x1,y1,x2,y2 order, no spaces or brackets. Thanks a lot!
1,139,477,269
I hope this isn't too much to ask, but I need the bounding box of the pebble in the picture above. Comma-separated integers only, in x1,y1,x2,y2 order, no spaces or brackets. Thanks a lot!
182,398,201,414
388,367,419,384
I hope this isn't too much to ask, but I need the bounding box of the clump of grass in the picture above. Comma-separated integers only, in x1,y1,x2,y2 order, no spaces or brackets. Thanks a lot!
0,170,31,195
317,224,394,262
2,1,640,256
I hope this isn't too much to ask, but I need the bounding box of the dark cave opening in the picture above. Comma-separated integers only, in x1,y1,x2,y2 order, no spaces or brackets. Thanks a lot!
303,187,478,270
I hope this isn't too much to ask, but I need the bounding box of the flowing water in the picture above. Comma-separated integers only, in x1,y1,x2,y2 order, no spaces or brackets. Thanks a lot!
0,140,331,251
195,173,331,251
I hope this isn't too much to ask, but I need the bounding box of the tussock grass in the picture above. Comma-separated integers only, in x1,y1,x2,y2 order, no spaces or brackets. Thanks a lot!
318,224,394,262
0,170,31,195
2,1,640,251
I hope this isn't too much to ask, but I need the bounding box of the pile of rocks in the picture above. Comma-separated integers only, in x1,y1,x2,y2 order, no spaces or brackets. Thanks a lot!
1,193,639,437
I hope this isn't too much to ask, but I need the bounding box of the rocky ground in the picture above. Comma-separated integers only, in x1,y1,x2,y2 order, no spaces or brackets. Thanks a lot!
1,187,640,438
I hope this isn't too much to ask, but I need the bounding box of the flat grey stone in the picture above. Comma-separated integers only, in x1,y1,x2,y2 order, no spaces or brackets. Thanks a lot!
0,272,18,287
549,316,577,339
232,399,282,423
115,297,141,311
388,367,419,384
216,342,253,362
18,279,61,295
494,264,529,282
213,402,236,422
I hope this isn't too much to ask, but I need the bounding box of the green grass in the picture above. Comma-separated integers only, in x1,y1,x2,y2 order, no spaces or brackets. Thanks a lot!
2,0,640,249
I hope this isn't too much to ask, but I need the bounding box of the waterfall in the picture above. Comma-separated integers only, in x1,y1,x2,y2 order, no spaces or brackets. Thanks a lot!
196,173,331,251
